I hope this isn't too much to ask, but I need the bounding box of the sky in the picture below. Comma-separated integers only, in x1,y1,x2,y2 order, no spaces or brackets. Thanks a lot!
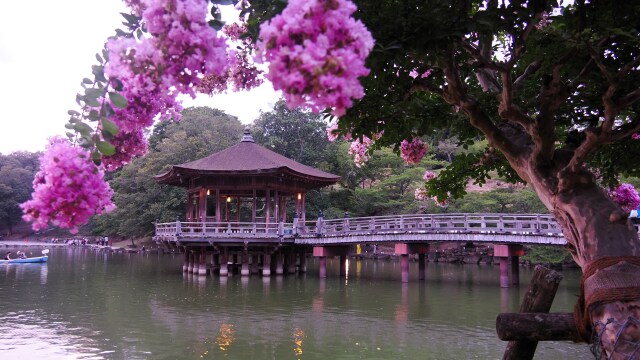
0,0,280,154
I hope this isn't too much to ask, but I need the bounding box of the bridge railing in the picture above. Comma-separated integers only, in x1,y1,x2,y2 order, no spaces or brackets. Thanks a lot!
156,213,571,239
300,213,563,237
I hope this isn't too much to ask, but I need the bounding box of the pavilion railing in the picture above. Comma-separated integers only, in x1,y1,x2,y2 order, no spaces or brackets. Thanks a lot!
155,220,294,238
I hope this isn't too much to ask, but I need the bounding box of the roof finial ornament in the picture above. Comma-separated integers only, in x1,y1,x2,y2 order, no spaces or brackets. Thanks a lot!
241,126,254,143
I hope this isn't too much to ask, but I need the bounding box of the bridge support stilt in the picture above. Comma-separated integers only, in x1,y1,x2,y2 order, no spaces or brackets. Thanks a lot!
299,252,307,273
275,252,284,275
395,243,430,283
511,255,520,286
287,250,297,274
198,252,207,276
211,252,219,274
319,257,327,278
262,253,271,276
188,252,195,274
220,251,229,277
418,253,426,280
183,251,189,272
241,253,250,276
494,245,524,288
339,256,347,277
400,254,409,283
312,246,350,278
251,255,260,275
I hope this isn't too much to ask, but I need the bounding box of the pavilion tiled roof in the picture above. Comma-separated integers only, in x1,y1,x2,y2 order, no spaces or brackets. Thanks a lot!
155,128,340,185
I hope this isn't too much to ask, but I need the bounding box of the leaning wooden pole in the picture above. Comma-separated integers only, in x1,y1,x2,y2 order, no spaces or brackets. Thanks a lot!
500,265,563,360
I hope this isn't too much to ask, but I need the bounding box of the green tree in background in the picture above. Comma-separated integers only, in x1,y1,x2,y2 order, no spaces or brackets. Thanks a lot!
91,107,244,238
0,152,39,235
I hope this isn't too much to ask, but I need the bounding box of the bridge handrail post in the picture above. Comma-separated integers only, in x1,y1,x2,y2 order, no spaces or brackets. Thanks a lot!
176,217,181,235
464,214,468,230
499,215,504,232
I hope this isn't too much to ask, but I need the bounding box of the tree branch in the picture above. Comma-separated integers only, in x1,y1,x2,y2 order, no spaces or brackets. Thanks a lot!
513,60,542,93
440,46,523,162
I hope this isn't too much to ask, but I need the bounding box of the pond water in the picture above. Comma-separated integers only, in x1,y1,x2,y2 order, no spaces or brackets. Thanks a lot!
0,247,589,359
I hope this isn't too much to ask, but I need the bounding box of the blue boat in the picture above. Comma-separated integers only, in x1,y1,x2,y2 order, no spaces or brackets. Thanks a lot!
0,250,49,264
0,256,48,264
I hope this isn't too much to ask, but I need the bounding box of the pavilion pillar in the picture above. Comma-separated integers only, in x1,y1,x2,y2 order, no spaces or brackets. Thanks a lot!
395,243,429,283
494,244,524,288
183,251,189,272
418,253,426,280
251,255,260,274
287,250,297,274
299,251,307,273
220,250,229,277
198,252,207,276
262,253,271,277
339,256,347,278
319,257,327,278
275,252,284,275
241,253,250,276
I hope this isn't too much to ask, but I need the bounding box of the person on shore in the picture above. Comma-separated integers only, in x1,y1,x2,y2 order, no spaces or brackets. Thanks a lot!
16,251,27,259
4,252,12,260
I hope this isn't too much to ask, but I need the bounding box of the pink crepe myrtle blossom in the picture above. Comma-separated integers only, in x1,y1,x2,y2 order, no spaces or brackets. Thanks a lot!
414,188,428,201
632,133,640,140
400,138,428,165
256,0,374,117
20,138,115,234
423,171,436,182
326,121,340,142
409,68,433,79
433,195,449,207
609,183,640,213
348,131,382,167
104,0,230,169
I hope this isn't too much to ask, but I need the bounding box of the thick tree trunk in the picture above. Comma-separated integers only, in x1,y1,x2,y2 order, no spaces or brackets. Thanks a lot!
528,170,640,359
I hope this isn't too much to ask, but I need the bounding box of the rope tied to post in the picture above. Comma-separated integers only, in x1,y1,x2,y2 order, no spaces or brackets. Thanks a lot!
573,256,640,343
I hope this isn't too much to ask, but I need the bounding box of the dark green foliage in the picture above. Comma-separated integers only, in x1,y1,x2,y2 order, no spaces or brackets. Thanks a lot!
0,152,40,235
91,107,244,238
523,246,573,265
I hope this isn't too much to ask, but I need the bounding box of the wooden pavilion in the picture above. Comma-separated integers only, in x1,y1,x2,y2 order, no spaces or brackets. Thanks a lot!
156,127,339,224
154,127,340,276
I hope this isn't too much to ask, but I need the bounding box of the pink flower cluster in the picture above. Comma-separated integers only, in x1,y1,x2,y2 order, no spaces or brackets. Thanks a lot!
409,68,433,79
632,133,640,140
257,0,374,117
400,138,428,165
199,22,263,93
609,183,640,213
105,0,229,169
326,120,353,142
20,139,115,234
101,129,148,172
423,171,436,182
348,132,382,167
414,188,428,201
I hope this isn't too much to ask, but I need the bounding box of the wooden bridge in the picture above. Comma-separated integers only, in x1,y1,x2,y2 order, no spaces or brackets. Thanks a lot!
154,213,567,246
153,213,639,287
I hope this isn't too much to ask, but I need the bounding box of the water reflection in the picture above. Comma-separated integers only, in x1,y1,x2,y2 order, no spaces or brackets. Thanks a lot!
217,323,235,351
0,248,589,359
293,328,304,358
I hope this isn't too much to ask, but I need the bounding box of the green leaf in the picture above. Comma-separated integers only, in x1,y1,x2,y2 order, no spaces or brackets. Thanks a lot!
84,96,101,107
68,110,81,116
73,122,94,136
85,87,105,99
101,118,119,136
208,19,224,31
92,65,107,82
101,103,115,118
95,53,103,63
82,78,93,85
111,78,124,92
88,110,100,121
108,92,128,109
211,0,235,4
96,141,116,156
91,151,102,166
